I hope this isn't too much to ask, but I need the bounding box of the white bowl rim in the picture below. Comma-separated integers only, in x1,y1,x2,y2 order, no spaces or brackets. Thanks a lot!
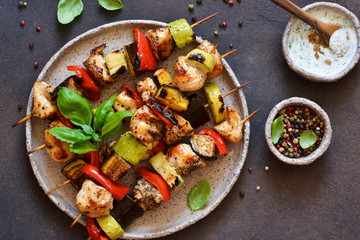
282,2,360,82
265,97,332,165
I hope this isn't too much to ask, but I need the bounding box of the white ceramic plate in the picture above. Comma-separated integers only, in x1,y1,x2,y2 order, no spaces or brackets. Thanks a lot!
25,20,250,239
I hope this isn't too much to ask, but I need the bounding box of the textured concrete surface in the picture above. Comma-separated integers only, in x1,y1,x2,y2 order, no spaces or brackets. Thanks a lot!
0,0,359,239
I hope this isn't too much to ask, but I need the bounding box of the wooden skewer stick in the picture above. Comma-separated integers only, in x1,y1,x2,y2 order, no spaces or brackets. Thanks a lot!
70,213,83,228
26,144,46,155
210,41,221,54
241,108,261,124
12,113,33,127
45,179,71,195
204,81,251,108
221,49,238,59
191,12,219,28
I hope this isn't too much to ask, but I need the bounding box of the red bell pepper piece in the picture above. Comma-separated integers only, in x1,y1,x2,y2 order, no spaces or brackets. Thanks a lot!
81,164,129,202
147,139,165,156
56,110,74,129
86,217,107,240
67,65,101,101
137,168,170,202
145,99,177,127
84,151,101,168
197,129,228,156
134,28,158,71
122,84,144,108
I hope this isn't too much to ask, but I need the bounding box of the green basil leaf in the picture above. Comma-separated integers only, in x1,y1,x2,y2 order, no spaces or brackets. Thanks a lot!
188,180,211,213
92,132,101,142
81,124,94,134
271,116,284,144
57,0,84,24
93,94,117,132
57,87,92,127
98,0,123,10
70,141,97,154
101,110,133,138
48,127,91,144
299,130,317,149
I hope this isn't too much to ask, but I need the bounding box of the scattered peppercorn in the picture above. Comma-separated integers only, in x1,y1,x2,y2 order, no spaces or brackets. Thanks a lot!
20,20,25,26
222,22,227,28
256,186,260,191
237,0,241,3
223,0,229,3
239,191,245,197
229,0,234,6
29,43,34,49
18,2,24,7
238,21,243,27
196,0,202,4
34,62,39,68
191,17,197,23
229,44,233,48
18,104,22,111
188,4,194,10
248,167,253,173
214,30,219,36
36,27,41,32
23,2,27,7
265,166,269,171
219,22,223,28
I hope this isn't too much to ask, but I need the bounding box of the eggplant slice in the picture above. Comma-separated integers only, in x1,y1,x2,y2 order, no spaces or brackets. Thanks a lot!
190,134,217,161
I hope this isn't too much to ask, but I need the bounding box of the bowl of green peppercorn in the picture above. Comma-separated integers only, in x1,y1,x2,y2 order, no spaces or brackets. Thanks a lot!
265,97,332,165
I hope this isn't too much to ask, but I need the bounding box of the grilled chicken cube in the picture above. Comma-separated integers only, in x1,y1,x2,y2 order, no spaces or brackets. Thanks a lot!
197,40,223,79
164,113,194,145
173,56,207,92
129,105,164,150
166,143,207,175
133,178,162,211
113,91,138,114
83,44,115,85
76,179,114,218
214,106,243,143
136,77,158,101
44,120,75,163
32,81,57,119
145,27,174,61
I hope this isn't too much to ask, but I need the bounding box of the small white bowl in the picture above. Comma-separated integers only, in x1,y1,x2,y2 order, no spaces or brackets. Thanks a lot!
282,2,360,82
265,97,332,165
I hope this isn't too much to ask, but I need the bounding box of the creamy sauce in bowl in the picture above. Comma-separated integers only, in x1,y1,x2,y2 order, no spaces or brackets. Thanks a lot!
283,3,360,82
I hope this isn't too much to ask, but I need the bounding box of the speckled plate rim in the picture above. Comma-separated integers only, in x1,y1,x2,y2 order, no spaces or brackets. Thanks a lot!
282,2,360,82
264,97,332,165
25,20,250,239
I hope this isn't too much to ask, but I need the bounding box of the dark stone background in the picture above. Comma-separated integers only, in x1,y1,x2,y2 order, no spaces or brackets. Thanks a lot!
0,0,359,239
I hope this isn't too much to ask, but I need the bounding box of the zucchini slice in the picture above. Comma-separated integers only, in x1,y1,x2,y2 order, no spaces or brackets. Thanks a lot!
154,85,189,112
149,152,184,190
113,131,148,166
185,49,216,73
96,214,124,240
104,50,127,75
203,82,226,123
61,159,87,190
153,69,174,86
167,19,195,48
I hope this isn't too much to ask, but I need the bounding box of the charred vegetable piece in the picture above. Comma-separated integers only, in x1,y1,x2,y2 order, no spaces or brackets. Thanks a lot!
83,44,115,85
203,82,226,123
154,85,189,112
96,214,124,240
146,98,178,127
185,49,215,73
124,41,140,77
153,68,174,87
51,75,83,101
145,27,174,61
110,195,144,228
61,158,87,190
167,19,195,48
103,50,127,75
149,152,184,190
181,94,210,129
134,28,158,71
101,154,132,182
190,135,217,161
113,131,148,165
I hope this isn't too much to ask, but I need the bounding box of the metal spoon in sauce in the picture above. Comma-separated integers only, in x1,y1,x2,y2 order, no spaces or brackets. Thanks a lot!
270,0,342,46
